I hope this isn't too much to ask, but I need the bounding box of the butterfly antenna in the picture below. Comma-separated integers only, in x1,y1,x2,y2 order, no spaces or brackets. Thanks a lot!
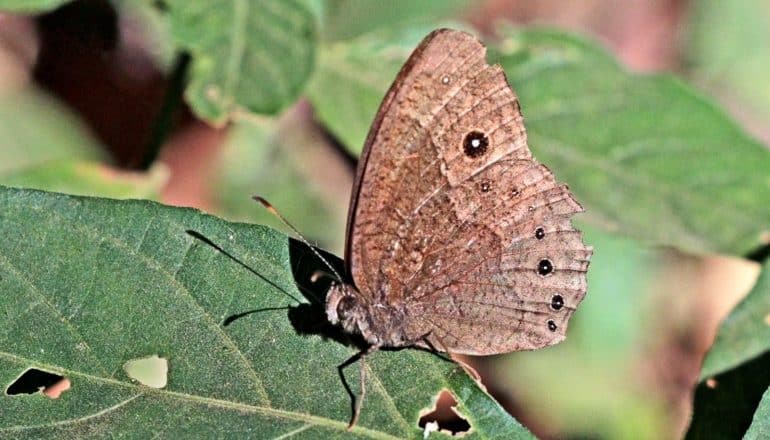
252,196,344,284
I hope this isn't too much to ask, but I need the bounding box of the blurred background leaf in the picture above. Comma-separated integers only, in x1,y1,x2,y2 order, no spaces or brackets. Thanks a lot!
307,25,456,155
0,89,167,198
700,260,770,380
0,0,68,13
163,0,317,122
321,0,472,41
0,89,104,172
497,27,770,258
686,0,770,145
2,161,167,200
213,111,348,253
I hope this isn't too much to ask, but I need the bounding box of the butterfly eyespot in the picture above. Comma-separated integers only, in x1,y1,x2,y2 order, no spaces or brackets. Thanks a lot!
528,205,535,212
479,180,492,193
535,227,545,240
550,294,564,311
511,187,520,197
441,75,451,85
537,259,553,276
547,320,558,332
463,131,489,158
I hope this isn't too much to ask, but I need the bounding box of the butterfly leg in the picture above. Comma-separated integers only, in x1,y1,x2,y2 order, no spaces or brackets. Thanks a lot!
337,344,379,430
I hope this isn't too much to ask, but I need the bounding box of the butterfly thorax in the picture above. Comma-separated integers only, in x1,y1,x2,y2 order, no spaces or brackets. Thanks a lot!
326,283,411,348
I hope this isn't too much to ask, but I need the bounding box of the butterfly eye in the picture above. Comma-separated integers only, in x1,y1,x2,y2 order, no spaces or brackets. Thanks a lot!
547,320,558,332
537,259,553,276
336,296,357,318
550,295,564,310
463,131,489,158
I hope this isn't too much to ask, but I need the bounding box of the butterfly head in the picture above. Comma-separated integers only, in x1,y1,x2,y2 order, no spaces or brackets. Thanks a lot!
325,283,366,335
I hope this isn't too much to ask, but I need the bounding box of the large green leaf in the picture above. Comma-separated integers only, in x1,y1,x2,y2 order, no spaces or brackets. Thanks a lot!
700,260,770,380
0,186,532,438
745,386,770,439
498,28,770,257
164,0,317,122
307,26,770,256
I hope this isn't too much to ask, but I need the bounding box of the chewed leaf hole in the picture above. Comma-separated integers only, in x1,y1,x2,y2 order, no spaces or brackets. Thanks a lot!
124,355,168,388
418,389,471,437
6,368,70,399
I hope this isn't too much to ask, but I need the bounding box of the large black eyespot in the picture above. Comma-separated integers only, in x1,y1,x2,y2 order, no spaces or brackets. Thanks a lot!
537,259,553,276
463,131,489,158
551,294,564,311
547,320,557,332
535,227,545,240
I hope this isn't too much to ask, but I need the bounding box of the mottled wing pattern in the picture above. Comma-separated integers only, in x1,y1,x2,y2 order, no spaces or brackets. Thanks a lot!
346,29,592,355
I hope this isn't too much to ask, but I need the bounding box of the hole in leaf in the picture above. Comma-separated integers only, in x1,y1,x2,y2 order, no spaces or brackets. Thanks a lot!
6,368,70,399
124,355,168,388
418,389,471,437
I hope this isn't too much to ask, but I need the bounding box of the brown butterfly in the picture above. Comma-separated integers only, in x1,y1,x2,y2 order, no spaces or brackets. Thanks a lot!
274,28,591,428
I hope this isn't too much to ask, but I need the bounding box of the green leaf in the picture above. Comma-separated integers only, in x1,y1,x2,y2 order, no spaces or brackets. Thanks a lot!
0,186,532,438
745,386,770,439
700,260,770,379
213,117,347,253
0,0,68,12
0,90,105,175
497,27,770,257
686,0,770,139
0,90,166,199
686,351,770,439
308,26,770,256
164,0,317,122
321,0,471,41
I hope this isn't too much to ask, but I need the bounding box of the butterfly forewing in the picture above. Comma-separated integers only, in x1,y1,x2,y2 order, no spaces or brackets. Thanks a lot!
345,29,592,355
